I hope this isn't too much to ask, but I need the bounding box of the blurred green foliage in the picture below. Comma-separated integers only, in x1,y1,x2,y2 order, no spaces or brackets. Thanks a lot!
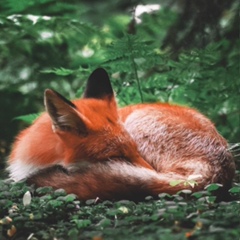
0,0,239,159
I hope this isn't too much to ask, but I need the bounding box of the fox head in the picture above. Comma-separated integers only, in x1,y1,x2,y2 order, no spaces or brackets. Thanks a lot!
45,68,153,169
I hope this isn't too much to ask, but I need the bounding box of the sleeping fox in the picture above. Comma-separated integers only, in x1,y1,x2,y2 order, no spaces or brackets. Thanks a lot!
8,68,235,201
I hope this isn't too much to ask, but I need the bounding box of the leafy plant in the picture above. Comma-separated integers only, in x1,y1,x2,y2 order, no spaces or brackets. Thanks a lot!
14,113,41,124
170,179,198,188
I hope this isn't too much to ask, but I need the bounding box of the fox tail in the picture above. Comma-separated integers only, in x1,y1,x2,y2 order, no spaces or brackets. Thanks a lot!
26,161,207,201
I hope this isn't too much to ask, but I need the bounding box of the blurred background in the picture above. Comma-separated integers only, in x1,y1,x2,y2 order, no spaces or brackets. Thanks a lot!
0,0,239,174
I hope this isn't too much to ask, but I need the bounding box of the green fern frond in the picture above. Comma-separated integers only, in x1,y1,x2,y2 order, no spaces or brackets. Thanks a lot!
14,113,41,124
41,67,75,76
105,34,154,62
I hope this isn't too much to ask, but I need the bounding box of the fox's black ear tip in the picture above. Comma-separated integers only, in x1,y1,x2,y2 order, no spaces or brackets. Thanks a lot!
44,89,59,98
44,88,76,109
84,68,113,99
44,89,53,98
90,68,108,77
89,67,110,82
93,67,107,72
44,88,52,94
94,67,106,71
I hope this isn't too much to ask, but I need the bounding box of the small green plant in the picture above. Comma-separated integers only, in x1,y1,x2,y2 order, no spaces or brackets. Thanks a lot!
170,179,198,188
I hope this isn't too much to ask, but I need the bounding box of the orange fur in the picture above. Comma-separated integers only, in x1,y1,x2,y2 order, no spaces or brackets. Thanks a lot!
8,68,235,200
119,103,235,188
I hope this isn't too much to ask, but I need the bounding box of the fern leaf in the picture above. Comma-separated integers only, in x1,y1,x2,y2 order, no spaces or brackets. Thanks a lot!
41,67,74,76
14,113,41,124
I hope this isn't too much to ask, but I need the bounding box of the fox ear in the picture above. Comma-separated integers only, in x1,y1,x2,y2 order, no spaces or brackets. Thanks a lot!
83,68,114,100
44,89,89,135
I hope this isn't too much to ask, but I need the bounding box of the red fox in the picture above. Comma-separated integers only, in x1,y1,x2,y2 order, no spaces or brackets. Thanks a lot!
8,68,235,201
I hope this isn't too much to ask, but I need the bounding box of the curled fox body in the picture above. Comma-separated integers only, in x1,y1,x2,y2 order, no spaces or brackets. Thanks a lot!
8,68,235,201
8,69,152,182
